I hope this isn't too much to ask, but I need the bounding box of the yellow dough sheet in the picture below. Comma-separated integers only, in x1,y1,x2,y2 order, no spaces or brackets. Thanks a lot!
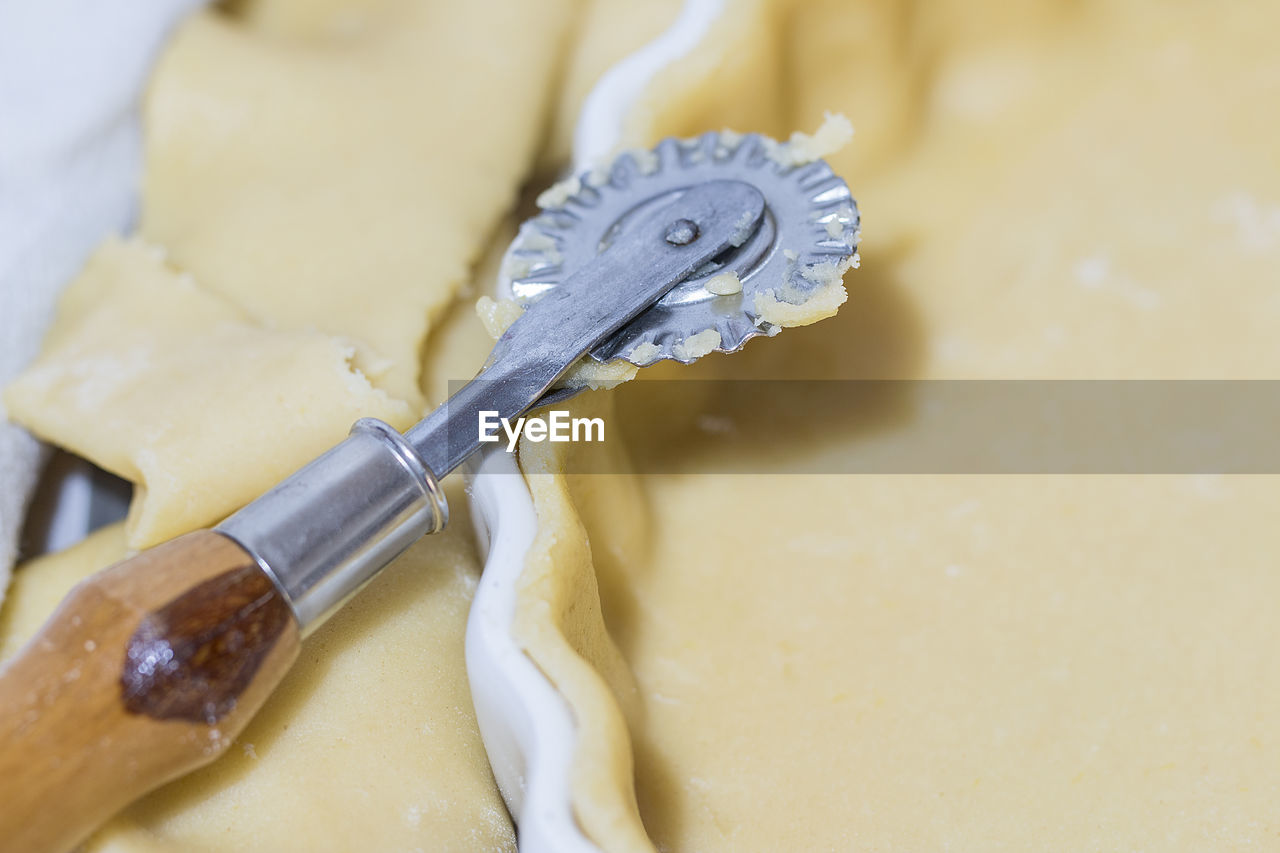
4,0,1280,851
507,1,1280,851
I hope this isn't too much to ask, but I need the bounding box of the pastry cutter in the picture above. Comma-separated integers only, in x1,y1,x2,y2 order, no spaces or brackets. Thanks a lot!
0,131,858,853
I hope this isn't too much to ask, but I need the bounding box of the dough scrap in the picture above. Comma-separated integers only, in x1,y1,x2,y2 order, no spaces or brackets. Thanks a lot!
5,238,415,548
753,264,851,328
704,271,742,295
670,329,721,361
763,111,855,168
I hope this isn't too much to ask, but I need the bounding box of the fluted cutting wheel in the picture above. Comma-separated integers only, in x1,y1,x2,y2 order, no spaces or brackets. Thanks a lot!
498,130,860,366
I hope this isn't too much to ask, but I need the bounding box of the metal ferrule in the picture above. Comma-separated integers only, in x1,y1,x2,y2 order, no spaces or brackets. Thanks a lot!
217,418,448,634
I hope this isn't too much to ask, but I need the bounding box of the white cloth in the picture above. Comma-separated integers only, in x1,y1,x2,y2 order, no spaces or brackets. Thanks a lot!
0,0,204,596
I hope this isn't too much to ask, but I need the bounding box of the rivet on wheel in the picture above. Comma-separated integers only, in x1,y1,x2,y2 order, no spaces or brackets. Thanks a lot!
664,219,699,245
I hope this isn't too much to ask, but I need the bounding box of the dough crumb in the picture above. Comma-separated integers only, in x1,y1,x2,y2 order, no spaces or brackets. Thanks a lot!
475,295,525,338
632,148,660,175
768,112,855,168
519,231,558,252
536,175,582,209
501,253,534,281
751,247,856,328
801,256,855,287
715,128,743,156
630,341,662,363
755,279,848,328
705,271,743,295
584,163,611,188
729,210,758,247
672,329,722,361
563,359,638,390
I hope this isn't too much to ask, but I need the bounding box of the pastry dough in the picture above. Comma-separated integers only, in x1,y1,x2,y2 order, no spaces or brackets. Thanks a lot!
5,0,1280,850
5,239,415,548
138,1,576,407
510,1,1280,850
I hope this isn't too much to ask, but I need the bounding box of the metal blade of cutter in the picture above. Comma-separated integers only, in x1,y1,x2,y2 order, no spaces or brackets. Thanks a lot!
502,131,860,367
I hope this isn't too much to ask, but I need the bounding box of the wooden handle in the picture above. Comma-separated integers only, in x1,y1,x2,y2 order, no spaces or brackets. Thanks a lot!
0,530,301,853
